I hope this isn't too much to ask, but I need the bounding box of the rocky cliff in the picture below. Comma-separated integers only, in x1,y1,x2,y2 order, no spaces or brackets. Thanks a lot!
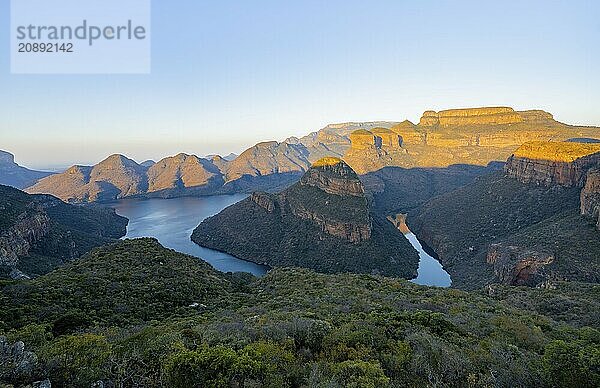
0,150,53,189
0,185,127,278
419,107,523,127
505,141,600,186
192,158,419,277
408,142,600,289
581,168,600,230
486,244,555,286
343,129,408,174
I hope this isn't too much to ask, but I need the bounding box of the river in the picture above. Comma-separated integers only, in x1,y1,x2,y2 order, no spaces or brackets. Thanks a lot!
109,196,451,286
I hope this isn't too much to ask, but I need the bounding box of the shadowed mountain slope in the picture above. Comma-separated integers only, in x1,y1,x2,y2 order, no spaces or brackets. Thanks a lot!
0,185,127,279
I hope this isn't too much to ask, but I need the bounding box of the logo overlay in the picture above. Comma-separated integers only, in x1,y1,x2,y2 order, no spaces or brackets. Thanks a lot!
10,0,151,74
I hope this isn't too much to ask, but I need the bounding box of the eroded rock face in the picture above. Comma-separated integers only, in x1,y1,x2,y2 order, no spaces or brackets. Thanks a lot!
300,157,365,197
348,129,378,150
581,168,600,230
250,191,276,212
0,211,50,269
292,158,371,242
372,127,402,148
0,337,48,386
487,244,555,286
419,107,522,127
505,141,600,187
390,121,423,145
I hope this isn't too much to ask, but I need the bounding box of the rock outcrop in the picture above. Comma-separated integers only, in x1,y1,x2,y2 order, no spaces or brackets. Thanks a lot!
581,168,600,230
300,157,365,197
0,150,53,189
343,129,409,174
390,121,423,145
505,141,600,186
487,244,555,286
419,107,523,127
0,337,48,386
193,158,419,277
0,212,50,269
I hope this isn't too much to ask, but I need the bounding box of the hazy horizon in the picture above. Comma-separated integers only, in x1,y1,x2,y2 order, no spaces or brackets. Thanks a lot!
2,0,600,168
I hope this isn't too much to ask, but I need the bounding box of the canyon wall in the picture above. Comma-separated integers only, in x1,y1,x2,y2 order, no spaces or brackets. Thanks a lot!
581,168,600,230
505,141,600,187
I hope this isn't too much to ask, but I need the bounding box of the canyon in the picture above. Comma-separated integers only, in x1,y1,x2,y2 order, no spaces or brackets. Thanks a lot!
408,141,600,289
192,157,419,277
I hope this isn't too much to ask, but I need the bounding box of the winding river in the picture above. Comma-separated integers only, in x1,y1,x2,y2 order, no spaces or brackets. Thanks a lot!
108,196,451,286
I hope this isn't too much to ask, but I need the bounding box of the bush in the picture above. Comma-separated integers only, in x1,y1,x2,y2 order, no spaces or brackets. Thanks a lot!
41,334,111,387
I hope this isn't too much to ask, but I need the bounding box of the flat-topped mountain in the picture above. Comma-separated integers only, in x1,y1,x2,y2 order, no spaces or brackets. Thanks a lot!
0,185,127,279
419,107,523,127
408,141,600,289
0,150,53,189
192,158,419,277
505,141,600,186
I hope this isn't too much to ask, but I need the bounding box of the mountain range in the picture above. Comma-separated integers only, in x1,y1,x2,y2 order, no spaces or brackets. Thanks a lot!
20,106,600,203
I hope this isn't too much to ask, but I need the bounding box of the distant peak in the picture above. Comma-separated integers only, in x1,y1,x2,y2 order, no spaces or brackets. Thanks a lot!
0,150,15,164
100,154,141,167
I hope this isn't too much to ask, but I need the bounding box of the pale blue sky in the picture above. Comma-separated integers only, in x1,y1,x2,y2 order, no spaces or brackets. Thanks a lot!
1,0,599,169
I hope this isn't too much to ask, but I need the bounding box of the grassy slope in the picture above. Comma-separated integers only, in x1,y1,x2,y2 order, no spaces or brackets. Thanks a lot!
1,239,598,387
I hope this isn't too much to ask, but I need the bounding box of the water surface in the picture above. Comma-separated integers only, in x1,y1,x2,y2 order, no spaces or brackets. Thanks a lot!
109,196,450,286
109,195,268,276
406,232,452,287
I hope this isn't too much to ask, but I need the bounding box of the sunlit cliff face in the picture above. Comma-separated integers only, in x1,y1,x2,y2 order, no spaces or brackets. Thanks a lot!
511,141,600,163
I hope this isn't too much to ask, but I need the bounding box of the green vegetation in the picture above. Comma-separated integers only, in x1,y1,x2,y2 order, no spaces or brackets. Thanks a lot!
192,189,419,278
363,164,500,217
408,172,600,289
1,239,599,387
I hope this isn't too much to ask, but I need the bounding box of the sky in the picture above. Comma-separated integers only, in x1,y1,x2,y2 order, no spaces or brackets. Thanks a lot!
1,0,599,169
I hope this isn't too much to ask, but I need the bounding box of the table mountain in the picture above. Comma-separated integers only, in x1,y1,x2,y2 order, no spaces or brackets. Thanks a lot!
0,185,127,279
192,157,419,277
408,141,600,289
0,150,53,189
